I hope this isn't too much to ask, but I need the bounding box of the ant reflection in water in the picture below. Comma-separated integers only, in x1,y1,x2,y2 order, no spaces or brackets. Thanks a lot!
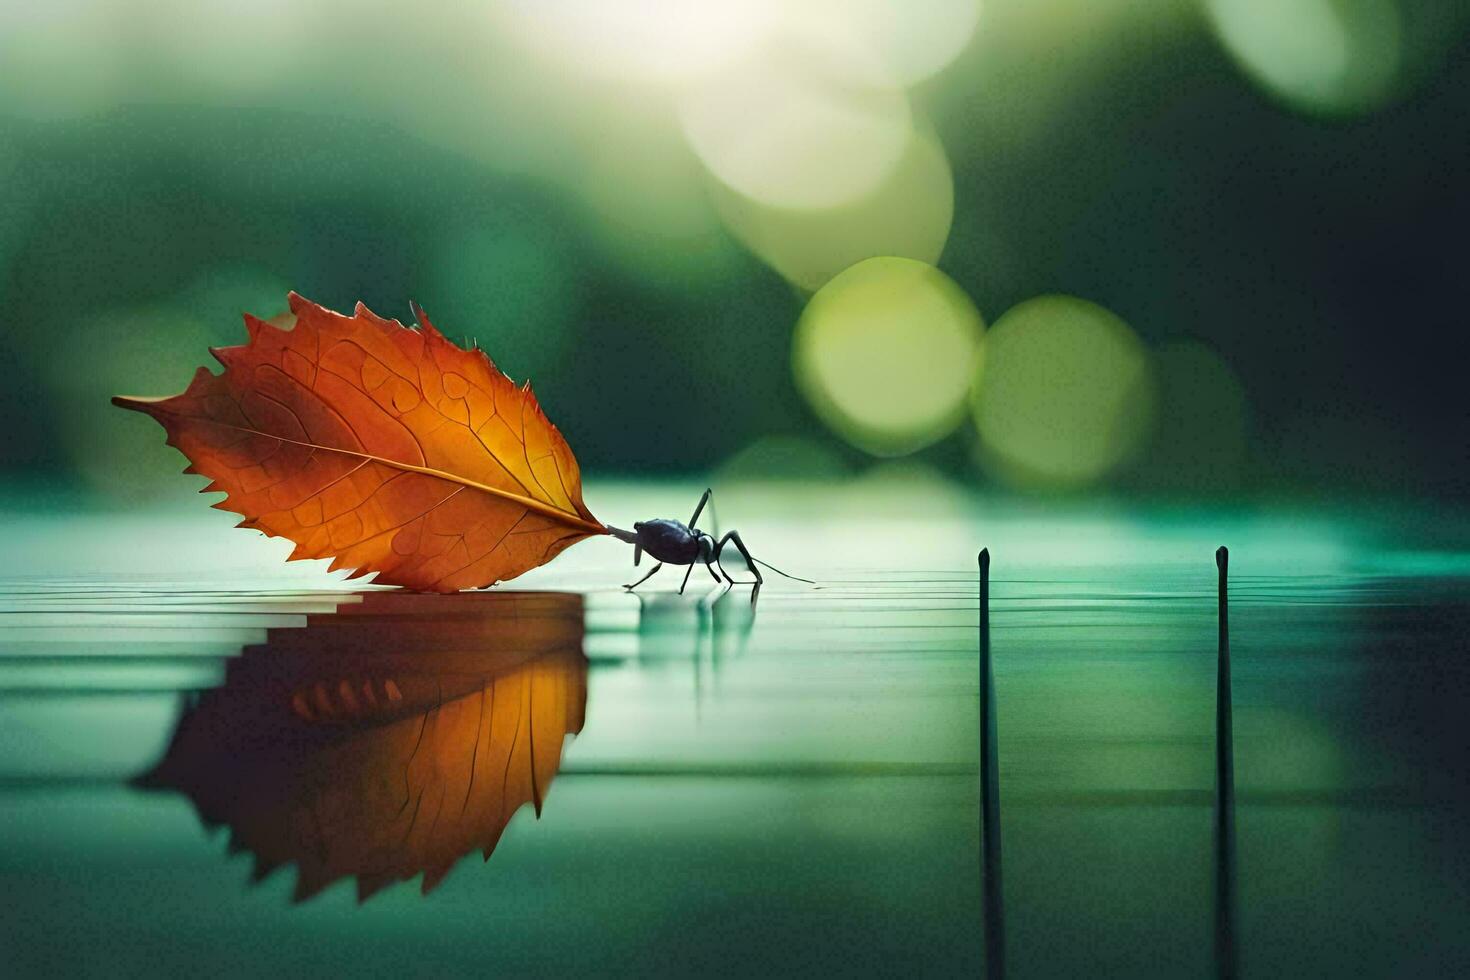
135,592,587,902
635,589,756,662
634,589,756,719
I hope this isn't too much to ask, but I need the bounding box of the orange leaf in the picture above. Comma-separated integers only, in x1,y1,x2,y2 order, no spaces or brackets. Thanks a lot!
136,591,588,901
114,293,607,591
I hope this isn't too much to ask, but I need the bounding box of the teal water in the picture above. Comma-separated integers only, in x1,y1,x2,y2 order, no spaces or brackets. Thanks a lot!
1,484,1467,976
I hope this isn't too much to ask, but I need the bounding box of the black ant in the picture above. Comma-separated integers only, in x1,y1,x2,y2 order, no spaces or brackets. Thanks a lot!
606,489,813,604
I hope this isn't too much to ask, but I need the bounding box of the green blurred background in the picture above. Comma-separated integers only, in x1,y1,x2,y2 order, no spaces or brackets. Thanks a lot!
2,0,1467,508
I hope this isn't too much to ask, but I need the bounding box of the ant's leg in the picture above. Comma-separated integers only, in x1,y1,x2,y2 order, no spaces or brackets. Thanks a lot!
719,532,763,588
712,546,734,584
712,556,736,598
711,552,737,597
704,559,722,583
688,488,712,530
716,531,763,603
624,563,663,591
678,563,696,595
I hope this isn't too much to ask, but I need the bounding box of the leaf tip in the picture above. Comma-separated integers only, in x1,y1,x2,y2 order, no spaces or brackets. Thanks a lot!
111,394,164,415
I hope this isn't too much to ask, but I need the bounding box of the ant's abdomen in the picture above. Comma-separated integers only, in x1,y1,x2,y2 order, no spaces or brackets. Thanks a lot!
635,518,702,565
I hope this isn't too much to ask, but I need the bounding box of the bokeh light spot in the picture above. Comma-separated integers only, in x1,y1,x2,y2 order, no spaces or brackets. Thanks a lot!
794,257,983,457
678,50,913,210
784,0,983,88
498,0,774,84
970,295,1155,487
1206,0,1401,115
710,123,954,291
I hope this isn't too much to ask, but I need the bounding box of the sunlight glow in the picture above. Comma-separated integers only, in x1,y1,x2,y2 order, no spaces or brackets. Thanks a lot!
498,0,774,84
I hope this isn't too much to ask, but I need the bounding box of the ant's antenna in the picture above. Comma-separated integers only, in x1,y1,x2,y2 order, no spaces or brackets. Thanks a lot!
750,557,816,585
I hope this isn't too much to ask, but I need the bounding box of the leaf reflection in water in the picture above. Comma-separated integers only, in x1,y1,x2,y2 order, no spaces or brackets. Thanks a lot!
137,592,587,902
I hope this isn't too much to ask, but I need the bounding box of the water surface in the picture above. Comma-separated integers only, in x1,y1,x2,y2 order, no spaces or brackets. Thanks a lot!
1,484,1466,976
